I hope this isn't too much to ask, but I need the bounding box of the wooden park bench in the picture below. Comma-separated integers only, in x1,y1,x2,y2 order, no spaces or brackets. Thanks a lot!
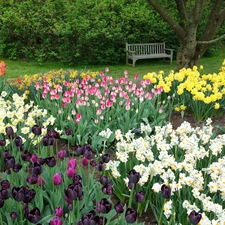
126,42,174,67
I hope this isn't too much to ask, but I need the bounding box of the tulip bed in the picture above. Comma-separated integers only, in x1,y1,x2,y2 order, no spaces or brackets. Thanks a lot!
0,60,225,225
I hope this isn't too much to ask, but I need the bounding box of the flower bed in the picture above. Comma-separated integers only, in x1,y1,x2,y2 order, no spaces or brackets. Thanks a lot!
0,62,225,224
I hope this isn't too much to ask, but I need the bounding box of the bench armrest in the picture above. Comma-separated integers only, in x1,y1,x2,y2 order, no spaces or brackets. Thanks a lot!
165,48,174,52
126,50,136,56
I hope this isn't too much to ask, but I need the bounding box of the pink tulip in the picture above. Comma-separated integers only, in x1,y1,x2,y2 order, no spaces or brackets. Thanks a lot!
53,173,62,186
30,154,38,163
49,216,62,225
54,206,63,217
76,113,82,120
68,158,76,169
37,176,45,186
82,157,89,166
67,167,74,178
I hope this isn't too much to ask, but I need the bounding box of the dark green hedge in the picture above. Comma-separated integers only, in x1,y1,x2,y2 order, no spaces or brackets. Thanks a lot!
0,0,223,65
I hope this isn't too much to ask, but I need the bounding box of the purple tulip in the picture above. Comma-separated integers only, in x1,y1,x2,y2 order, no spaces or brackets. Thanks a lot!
97,198,112,214
5,126,14,139
135,190,145,203
31,163,42,175
47,129,60,139
58,150,68,159
65,129,73,136
45,156,56,167
128,170,140,189
102,183,113,195
21,150,32,162
26,207,40,224
0,188,10,200
72,174,82,185
23,188,36,203
114,201,124,213
30,154,38,163
53,173,62,186
0,139,6,146
97,161,104,171
13,163,22,172
4,156,15,170
50,216,62,225
1,180,10,189
12,186,25,202
90,159,98,167
67,158,76,169
83,145,94,160
64,183,83,200
102,153,110,163
95,216,107,225
26,174,38,185
81,210,96,225
32,125,42,135
3,150,11,158
67,167,75,178
14,136,23,148
54,206,63,217
81,157,88,166
99,175,109,185
189,210,202,225
73,145,84,156
42,136,55,146
161,184,171,199
10,211,18,219
125,208,137,224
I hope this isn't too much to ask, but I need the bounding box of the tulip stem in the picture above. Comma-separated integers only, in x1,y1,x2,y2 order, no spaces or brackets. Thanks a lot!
158,199,165,225
128,186,135,208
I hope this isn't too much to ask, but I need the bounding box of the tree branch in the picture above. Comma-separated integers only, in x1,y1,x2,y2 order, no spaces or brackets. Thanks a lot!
147,0,185,40
197,33,225,44
175,0,189,22
193,0,206,24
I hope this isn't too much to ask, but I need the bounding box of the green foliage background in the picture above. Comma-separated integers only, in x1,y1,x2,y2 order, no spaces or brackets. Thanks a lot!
0,0,224,65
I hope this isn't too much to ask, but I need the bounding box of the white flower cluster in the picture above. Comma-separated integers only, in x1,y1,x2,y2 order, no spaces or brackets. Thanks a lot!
99,128,113,139
106,120,225,224
0,93,60,146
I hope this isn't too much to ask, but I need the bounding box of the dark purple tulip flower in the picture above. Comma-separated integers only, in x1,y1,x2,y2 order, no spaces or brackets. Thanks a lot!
65,128,73,136
0,188,10,200
26,207,40,224
161,184,171,199
32,125,42,135
0,139,6,146
1,179,10,189
125,208,138,224
23,188,36,203
26,174,38,185
42,136,55,146
3,150,11,158
97,198,112,214
135,190,145,203
12,186,25,202
0,197,4,208
4,156,15,169
14,136,23,148
49,216,62,225
37,157,46,165
114,201,124,213
102,183,113,195
13,163,22,172
95,216,107,225
102,153,110,163
75,146,84,156
189,210,202,225
31,163,42,175
5,126,14,139
97,161,104,171
81,210,96,225
21,150,32,162
10,211,18,219
72,174,82,185
48,129,60,139
90,159,98,167
128,170,140,184
45,156,56,167
83,147,94,160
100,175,109,185
64,183,83,200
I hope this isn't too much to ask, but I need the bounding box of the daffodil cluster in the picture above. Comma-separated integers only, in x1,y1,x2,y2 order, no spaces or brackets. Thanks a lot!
105,119,225,224
143,60,225,121
0,91,60,147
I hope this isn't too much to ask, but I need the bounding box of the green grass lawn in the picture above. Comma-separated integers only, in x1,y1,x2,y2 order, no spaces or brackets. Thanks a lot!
1,45,225,79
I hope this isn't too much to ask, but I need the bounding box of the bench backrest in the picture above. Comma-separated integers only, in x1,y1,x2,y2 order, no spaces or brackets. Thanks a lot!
126,43,166,55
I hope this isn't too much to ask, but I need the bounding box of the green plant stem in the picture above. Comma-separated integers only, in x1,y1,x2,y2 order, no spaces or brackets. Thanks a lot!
128,186,135,208
158,199,165,225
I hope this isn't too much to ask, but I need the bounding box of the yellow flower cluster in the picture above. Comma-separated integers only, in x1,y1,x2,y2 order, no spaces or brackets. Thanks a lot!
8,69,99,91
174,105,187,112
143,60,225,109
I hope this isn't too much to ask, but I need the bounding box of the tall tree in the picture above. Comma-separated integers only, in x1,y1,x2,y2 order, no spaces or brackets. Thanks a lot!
148,0,225,70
